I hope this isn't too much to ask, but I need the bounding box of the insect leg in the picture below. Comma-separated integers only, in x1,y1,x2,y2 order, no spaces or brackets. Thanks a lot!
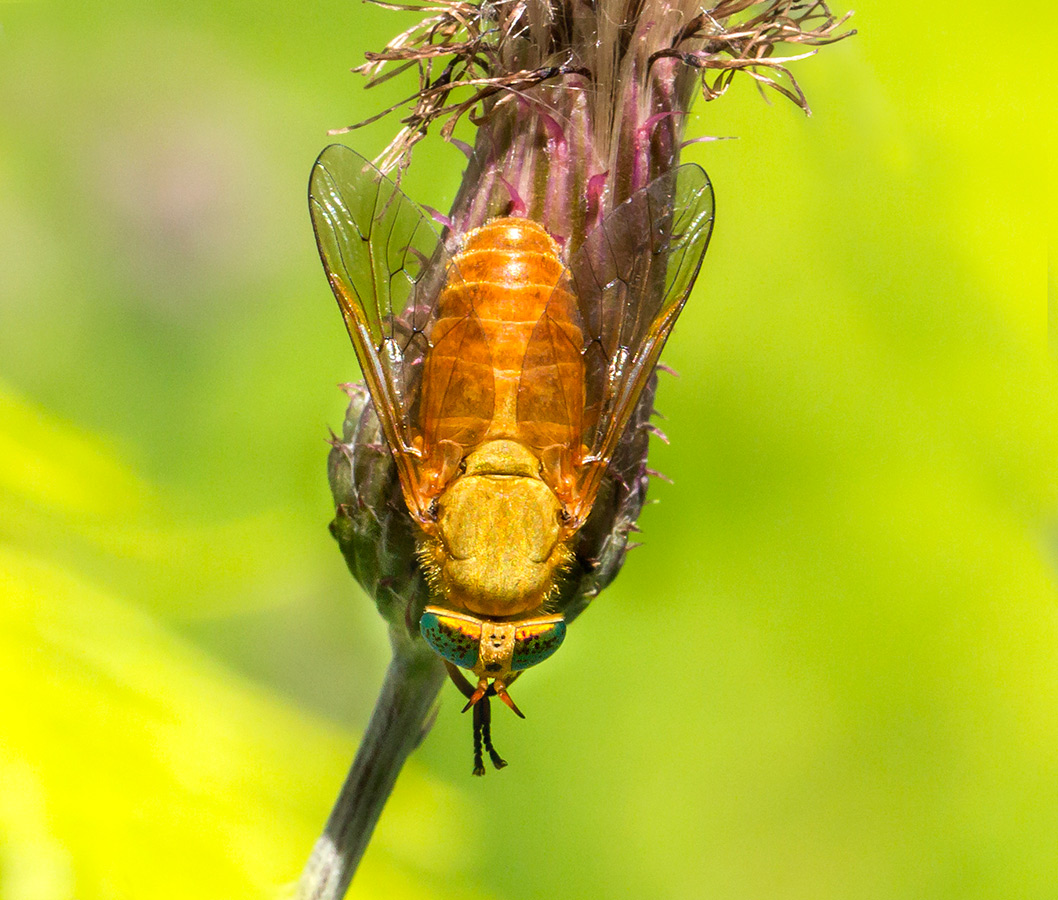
478,688,508,770
471,701,486,777
444,662,490,776
443,660,475,699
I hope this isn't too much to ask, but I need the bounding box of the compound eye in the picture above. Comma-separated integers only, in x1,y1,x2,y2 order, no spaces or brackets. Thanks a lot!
510,617,566,671
420,608,482,670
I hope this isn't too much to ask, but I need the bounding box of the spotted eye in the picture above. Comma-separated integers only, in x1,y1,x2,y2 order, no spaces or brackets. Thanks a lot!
510,616,566,671
420,608,482,670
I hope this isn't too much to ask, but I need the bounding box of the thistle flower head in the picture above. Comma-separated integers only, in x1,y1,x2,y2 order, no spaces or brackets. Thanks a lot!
327,0,851,638
346,0,851,243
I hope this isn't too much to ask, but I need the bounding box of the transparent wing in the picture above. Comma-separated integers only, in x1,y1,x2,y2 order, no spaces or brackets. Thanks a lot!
309,143,451,520
514,272,585,465
565,163,715,523
418,308,496,455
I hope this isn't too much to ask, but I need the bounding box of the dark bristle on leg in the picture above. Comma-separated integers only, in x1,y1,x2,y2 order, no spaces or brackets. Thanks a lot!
472,701,486,777
484,714,507,769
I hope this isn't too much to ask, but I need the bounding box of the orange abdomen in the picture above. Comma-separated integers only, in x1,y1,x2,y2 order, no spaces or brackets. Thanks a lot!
421,218,584,457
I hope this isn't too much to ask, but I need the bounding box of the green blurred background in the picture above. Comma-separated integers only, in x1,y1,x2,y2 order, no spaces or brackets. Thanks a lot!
1,1,1054,898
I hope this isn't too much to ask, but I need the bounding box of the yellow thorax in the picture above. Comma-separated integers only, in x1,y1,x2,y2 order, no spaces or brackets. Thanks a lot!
419,440,573,617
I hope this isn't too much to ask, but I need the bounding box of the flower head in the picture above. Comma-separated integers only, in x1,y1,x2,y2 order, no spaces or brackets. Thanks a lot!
328,0,852,639
348,0,850,235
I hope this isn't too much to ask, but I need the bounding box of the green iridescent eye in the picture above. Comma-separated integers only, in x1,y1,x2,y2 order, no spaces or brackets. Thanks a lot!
420,608,481,670
510,617,566,671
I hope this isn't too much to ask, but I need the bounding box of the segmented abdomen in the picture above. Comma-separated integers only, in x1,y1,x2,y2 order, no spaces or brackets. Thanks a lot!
421,217,584,455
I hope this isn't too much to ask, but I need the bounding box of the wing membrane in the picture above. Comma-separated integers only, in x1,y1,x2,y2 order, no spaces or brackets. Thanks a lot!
420,310,495,451
565,163,715,523
309,144,450,520
515,272,586,461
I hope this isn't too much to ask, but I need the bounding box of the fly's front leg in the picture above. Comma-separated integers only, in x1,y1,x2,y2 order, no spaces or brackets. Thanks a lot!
476,687,507,771
443,661,506,776
471,701,486,776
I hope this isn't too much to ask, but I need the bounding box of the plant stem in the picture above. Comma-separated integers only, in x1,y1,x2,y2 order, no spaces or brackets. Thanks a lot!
297,636,446,900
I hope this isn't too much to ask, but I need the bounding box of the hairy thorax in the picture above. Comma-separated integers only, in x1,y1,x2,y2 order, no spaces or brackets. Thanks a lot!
420,440,572,618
